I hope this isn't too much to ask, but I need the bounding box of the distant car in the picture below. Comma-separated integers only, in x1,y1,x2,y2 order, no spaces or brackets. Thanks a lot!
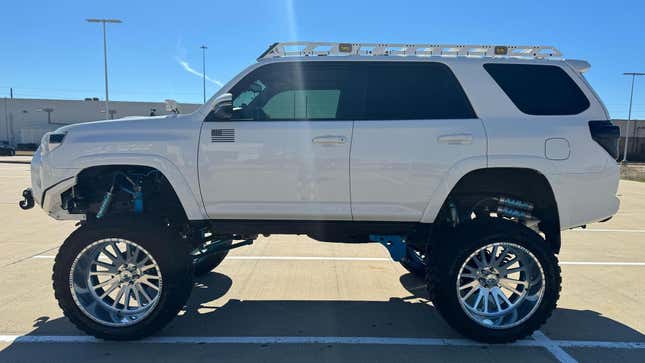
16,143,39,151
0,141,15,156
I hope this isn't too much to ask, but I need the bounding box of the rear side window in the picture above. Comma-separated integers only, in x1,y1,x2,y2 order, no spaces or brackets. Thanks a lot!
362,62,476,120
484,64,590,115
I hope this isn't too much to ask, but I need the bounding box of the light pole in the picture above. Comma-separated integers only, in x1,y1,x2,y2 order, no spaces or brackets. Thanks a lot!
86,18,122,120
200,45,208,104
622,72,645,163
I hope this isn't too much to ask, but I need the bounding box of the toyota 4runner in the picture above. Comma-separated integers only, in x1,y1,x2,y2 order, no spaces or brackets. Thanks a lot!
19,42,621,343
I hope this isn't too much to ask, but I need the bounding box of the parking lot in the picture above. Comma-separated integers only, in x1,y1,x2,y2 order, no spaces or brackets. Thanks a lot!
0,162,642,362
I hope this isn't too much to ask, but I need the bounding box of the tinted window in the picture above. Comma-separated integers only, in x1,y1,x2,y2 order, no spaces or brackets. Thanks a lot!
484,64,590,115
261,89,341,119
228,62,363,121
362,62,475,120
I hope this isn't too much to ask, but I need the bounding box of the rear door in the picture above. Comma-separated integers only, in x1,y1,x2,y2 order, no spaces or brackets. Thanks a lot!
198,61,363,220
350,61,486,221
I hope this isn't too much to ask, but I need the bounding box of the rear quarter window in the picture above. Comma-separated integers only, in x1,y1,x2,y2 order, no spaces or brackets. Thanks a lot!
484,63,590,115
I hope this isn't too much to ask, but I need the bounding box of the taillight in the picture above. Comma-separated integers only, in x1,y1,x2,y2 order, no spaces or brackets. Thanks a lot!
588,120,619,160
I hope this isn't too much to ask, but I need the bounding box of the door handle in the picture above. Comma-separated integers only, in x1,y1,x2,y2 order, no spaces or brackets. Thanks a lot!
312,135,347,144
437,133,473,145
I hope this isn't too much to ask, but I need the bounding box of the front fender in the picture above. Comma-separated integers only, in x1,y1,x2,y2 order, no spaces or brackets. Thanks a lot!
71,153,207,220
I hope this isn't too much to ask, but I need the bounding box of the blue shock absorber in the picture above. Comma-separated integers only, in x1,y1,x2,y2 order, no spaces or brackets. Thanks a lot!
133,189,144,214
96,191,114,219
96,172,145,219
119,185,144,214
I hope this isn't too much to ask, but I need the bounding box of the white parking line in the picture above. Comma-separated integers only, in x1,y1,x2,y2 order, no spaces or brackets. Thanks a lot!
559,261,645,266
230,256,389,261
567,228,645,233
3,333,642,363
532,331,577,363
31,255,392,261
30,255,645,266
0,333,642,349
0,334,500,345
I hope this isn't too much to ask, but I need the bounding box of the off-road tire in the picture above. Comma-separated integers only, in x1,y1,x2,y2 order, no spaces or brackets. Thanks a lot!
426,218,561,343
52,219,194,340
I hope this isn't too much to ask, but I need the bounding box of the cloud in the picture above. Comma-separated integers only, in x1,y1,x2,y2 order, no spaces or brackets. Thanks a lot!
176,58,224,87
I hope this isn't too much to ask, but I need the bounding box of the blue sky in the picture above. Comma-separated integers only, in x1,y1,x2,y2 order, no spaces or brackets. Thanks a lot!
1,0,644,118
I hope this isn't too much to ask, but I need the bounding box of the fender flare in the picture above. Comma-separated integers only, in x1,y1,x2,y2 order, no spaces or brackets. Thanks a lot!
420,155,487,223
420,155,564,226
71,153,207,220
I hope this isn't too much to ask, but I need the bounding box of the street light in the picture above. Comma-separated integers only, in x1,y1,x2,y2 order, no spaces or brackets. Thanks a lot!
622,72,645,163
86,18,122,120
200,45,208,104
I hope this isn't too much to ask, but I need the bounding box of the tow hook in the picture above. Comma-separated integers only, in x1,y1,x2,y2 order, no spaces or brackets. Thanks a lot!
19,188,35,210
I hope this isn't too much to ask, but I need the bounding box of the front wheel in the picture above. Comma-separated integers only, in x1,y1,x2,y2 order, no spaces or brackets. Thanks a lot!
53,220,194,340
427,218,561,343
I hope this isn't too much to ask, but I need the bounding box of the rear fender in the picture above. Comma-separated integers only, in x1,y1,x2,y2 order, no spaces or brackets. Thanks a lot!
420,156,561,225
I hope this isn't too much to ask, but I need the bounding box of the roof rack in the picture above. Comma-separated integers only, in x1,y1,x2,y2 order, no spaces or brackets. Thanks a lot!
257,42,562,61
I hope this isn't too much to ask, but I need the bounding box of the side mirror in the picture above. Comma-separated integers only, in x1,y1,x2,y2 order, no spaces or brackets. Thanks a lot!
209,93,233,121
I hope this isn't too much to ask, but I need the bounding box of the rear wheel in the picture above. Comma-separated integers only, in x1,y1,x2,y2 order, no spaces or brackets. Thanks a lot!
53,220,194,340
427,218,560,343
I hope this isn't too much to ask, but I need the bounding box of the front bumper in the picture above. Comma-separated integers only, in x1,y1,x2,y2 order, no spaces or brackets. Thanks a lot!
41,177,85,220
26,148,84,220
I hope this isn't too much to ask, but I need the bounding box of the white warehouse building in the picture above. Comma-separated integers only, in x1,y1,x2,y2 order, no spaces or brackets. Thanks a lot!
1,98,200,147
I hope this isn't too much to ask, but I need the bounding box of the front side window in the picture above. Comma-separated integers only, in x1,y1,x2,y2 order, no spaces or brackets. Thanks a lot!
232,80,265,110
228,62,362,121
484,63,590,115
261,89,341,120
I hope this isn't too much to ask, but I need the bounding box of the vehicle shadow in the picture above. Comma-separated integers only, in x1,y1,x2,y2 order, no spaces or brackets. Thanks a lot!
0,271,643,361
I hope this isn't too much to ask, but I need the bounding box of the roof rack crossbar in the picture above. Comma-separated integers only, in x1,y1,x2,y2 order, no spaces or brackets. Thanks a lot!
257,42,562,61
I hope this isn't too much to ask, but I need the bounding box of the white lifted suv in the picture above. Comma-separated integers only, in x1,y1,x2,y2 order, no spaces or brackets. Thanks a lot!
20,42,620,343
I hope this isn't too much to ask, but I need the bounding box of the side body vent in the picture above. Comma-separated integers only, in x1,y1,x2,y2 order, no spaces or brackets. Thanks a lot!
211,129,235,143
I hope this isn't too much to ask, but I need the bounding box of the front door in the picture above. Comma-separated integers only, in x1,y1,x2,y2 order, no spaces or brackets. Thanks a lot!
198,61,363,220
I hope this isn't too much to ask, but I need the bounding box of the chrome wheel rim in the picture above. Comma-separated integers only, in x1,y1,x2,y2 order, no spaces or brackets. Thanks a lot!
456,242,545,329
69,238,163,327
